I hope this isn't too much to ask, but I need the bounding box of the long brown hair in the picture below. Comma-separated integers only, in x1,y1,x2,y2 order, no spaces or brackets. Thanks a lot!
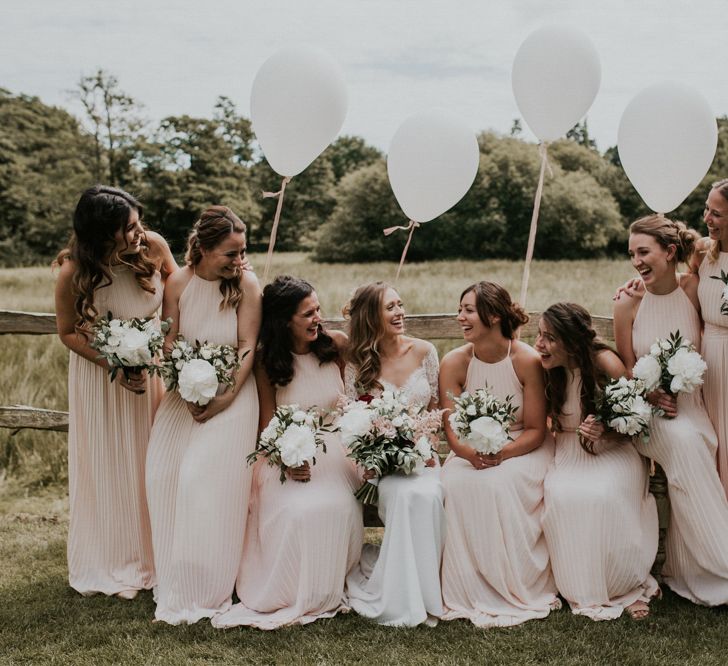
541,302,612,454
185,206,246,310
708,179,728,262
460,281,529,340
54,185,157,328
344,281,391,393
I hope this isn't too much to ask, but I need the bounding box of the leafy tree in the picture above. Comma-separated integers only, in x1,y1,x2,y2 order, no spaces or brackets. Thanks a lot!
322,135,382,183
0,89,94,265
73,69,147,189
566,119,597,150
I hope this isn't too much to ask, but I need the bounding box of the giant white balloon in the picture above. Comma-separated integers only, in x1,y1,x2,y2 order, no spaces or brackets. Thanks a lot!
618,82,717,213
512,26,601,142
387,111,480,223
251,46,348,177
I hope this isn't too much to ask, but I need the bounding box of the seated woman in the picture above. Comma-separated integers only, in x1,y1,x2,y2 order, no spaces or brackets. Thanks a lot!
343,281,445,627
439,281,558,628
213,275,363,630
536,302,659,620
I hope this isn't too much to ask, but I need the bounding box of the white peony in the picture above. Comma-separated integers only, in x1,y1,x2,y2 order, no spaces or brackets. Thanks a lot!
632,354,662,392
414,435,434,460
278,424,317,468
178,358,219,405
667,348,707,394
465,404,477,416
116,327,153,366
338,406,375,446
609,395,652,436
291,409,307,423
466,416,508,455
171,347,182,359
200,346,213,360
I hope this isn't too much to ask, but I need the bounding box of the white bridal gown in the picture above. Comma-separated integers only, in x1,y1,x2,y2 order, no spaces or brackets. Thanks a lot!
344,343,445,626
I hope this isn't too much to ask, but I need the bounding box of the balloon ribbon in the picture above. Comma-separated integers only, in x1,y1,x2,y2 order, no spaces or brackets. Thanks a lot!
383,220,420,281
519,142,551,308
261,176,292,282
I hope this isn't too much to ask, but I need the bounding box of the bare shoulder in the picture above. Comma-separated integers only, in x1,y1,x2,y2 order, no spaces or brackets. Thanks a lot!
441,343,472,371
405,336,434,361
328,329,349,351
166,265,193,295
144,230,169,253
511,339,543,381
680,271,700,291
240,268,261,293
56,257,77,281
595,348,626,379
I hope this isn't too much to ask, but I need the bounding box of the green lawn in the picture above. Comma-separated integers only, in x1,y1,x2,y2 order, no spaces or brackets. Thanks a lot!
3,255,727,665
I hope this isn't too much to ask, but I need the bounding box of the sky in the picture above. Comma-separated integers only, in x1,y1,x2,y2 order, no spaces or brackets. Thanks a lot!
1,0,725,151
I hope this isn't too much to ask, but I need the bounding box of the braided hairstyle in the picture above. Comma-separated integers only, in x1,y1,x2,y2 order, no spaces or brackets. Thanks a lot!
185,205,246,310
540,302,613,454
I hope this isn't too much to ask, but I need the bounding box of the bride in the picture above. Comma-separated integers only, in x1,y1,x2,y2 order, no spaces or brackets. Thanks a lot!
343,281,444,626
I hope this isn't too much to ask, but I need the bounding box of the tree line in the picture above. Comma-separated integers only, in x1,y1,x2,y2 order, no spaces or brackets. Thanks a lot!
1,69,727,267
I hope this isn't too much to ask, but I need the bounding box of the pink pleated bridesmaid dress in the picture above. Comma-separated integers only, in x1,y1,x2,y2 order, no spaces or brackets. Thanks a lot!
632,286,728,605
543,369,659,620
698,252,728,498
440,344,559,627
67,265,162,596
145,273,258,624
213,353,363,629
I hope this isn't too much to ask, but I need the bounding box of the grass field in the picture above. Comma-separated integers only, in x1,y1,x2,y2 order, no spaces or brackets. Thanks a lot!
4,255,727,665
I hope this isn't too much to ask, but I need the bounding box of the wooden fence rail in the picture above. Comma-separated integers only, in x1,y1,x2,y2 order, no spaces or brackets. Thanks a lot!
0,308,615,433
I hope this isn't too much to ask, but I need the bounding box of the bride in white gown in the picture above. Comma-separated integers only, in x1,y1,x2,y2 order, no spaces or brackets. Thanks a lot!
343,282,445,626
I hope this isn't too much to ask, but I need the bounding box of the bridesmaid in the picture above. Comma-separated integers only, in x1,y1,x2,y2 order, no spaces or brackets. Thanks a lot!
439,281,558,628
145,206,261,624
614,214,728,605
536,302,658,620
693,179,728,497
55,185,177,598
213,275,363,629
343,281,444,627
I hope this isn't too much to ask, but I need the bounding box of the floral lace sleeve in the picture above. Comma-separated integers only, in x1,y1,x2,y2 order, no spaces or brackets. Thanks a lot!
343,363,359,400
424,343,440,407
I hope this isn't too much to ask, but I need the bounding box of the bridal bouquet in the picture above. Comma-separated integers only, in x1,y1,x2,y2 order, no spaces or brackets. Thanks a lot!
711,269,728,316
90,311,170,382
448,387,517,455
247,404,333,483
632,330,707,403
339,390,443,505
158,337,241,406
593,377,652,443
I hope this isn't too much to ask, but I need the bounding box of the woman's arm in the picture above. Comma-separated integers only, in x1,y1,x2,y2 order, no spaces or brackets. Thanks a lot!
439,346,482,467
191,270,262,423
145,230,179,281
499,344,547,461
328,329,349,379
613,294,638,373
254,359,276,434
578,350,628,443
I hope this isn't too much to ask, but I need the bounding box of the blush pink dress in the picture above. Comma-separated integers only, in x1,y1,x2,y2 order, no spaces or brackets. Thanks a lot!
543,369,659,620
212,353,363,630
440,344,559,627
698,252,728,498
632,286,728,605
67,264,162,597
145,273,258,624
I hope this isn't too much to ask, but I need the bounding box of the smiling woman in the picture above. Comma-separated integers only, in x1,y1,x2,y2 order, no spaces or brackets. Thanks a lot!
145,205,262,625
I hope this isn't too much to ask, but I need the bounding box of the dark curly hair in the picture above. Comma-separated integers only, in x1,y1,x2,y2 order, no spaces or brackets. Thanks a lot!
260,275,339,386
541,302,613,454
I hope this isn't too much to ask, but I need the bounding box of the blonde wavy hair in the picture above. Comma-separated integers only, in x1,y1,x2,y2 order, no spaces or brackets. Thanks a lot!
343,281,392,393
185,206,246,310
707,179,728,263
54,185,157,329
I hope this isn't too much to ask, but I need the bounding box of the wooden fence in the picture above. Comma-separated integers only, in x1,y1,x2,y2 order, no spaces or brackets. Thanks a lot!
0,308,616,433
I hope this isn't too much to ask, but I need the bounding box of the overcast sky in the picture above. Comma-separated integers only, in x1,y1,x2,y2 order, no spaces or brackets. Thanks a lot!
1,0,725,151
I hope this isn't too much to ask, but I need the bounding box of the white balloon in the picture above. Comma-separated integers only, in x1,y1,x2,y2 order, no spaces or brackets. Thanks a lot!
251,46,348,177
512,26,601,142
618,82,717,213
387,111,480,223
